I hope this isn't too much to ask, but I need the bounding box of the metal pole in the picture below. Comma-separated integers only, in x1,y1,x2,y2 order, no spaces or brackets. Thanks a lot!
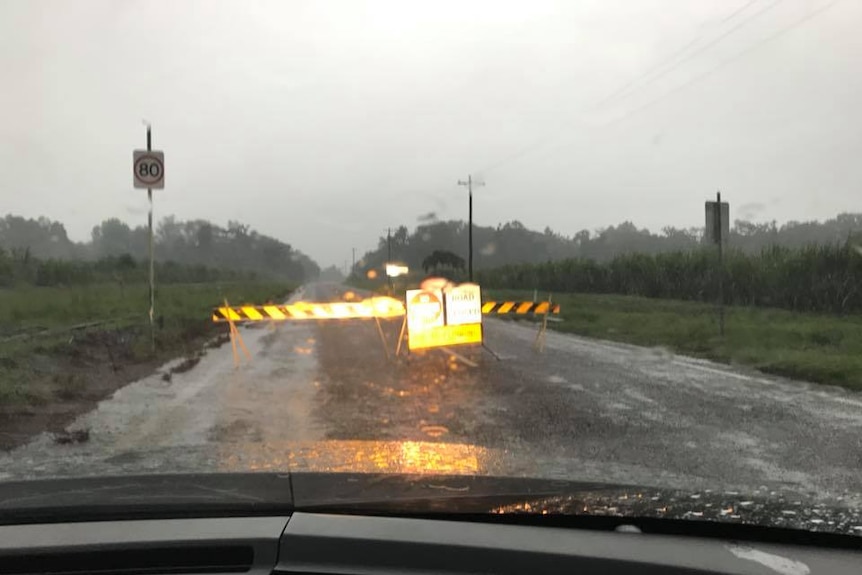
468,175,473,282
458,175,483,283
146,126,155,353
716,191,725,337
387,227,393,293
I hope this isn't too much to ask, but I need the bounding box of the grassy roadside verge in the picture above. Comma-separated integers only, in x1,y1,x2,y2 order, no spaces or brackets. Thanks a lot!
0,281,293,409
486,289,862,392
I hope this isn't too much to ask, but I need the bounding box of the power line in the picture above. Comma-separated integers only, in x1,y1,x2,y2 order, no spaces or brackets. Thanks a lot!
599,0,784,110
593,0,842,131
519,0,843,169
595,0,764,109
475,0,782,175
477,0,840,174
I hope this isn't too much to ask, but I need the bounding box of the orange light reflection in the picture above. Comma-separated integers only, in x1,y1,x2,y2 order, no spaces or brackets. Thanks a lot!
219,439,486,475
288,296,405,319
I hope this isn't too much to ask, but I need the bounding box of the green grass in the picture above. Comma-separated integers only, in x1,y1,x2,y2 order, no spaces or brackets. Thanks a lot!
486,290,862,391
0,282,292,331
0,281,294,405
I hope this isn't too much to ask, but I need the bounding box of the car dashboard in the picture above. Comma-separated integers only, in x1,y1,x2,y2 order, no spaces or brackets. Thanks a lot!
0,512,859,575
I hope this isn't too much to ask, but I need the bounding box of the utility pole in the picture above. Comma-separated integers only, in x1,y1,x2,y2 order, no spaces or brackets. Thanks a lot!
352,248,356,277
387,227,393,293
457,175,484,282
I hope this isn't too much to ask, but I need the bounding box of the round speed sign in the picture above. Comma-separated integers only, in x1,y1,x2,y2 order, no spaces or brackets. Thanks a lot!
133,150,165,189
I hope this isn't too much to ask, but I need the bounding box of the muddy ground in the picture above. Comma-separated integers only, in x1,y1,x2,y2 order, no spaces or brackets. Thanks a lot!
0,324,228,451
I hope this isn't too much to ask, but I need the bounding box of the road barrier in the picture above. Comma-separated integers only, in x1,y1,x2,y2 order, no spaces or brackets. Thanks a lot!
212,299,560,323
212,299,406,322
481,301,561,315
212,291,561,365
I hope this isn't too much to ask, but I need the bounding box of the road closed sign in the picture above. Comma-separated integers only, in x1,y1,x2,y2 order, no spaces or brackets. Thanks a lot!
445,284,482,326
406,285,483,350
133,150,165,189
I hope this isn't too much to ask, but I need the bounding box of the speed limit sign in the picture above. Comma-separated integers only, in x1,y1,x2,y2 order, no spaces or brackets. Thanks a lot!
133,150,165,189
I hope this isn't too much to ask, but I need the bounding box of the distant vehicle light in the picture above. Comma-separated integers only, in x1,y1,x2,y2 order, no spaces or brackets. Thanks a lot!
367,269,378,279
386,264,409,278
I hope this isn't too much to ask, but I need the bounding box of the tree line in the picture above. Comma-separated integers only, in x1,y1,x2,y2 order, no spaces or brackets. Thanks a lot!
352,213,862,315
0,251,259,288
0,214,319,284
360,213,862,273
478,243,862,315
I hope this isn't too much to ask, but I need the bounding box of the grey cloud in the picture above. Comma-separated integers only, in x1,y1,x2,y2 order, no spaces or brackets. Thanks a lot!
1,0,860,266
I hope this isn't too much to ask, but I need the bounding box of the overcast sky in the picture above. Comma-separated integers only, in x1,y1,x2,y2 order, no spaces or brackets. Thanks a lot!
1,0,860,267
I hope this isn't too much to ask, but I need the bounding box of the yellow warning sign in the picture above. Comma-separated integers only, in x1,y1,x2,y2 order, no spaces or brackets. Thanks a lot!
408,323,483,351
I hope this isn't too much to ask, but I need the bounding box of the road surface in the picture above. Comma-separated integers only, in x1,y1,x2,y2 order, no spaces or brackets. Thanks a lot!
2,282,861,507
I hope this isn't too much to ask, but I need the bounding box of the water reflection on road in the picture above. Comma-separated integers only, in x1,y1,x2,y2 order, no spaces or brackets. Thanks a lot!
3,282,862,512
219,439,490,474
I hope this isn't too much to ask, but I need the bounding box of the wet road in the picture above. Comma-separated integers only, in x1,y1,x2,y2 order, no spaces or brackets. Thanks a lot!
2,282,861,506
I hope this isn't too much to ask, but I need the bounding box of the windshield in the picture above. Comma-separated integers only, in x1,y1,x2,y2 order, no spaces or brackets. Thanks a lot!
1,0,861,537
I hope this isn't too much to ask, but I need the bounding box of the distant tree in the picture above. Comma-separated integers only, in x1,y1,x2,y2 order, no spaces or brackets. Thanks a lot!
195,222,213,249
422,250,466,274
0,214,79,259
1,212,319,283
393,225,409,247
319,265,345,282
92,218,134,257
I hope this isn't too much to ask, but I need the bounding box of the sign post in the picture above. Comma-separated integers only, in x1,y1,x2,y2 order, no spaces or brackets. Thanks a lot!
134,126,165,353
705,192,728,336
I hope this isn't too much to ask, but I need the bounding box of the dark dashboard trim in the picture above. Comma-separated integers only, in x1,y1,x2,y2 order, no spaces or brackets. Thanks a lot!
298,508,862,551
0,512,857,575
277,512,862,575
